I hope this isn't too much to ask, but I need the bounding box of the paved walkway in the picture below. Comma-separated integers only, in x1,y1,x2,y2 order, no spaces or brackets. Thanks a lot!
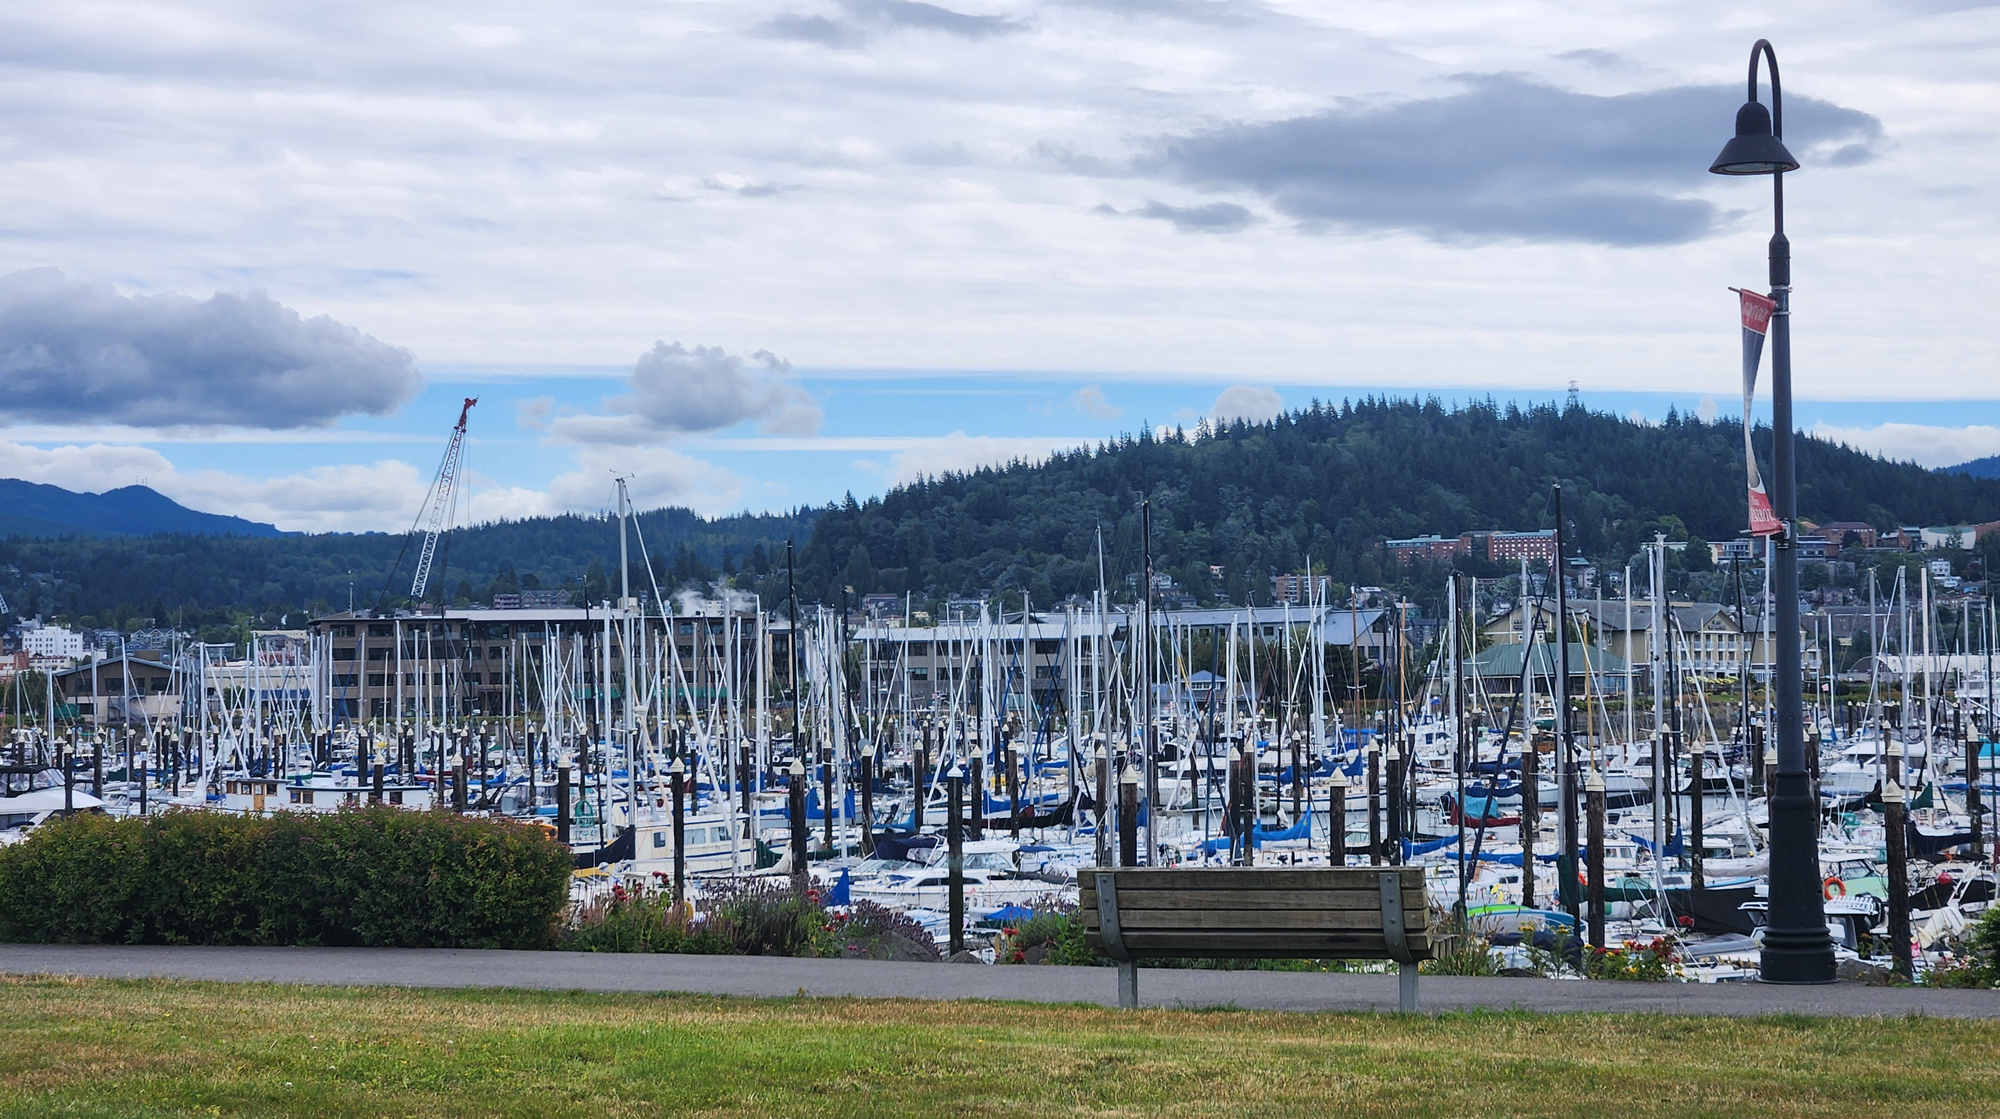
2,945,1995,1018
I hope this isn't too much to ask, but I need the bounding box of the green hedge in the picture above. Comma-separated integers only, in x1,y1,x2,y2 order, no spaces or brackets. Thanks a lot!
0,807,571,949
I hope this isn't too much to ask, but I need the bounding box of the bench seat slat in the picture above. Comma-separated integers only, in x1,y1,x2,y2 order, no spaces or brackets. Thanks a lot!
1079,868,1423,891
1081,889,1426,913
1097,908,1424,931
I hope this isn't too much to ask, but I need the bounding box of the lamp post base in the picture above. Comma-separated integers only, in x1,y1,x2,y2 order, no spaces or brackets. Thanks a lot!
1758,771,1837,984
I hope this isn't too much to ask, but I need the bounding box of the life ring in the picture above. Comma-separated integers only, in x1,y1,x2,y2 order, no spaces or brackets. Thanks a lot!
1823,876,1846,900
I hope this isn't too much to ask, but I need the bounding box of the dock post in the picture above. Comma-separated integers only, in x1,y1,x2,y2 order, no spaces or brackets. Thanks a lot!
1367,742,1381,866
788,758,808,876
859,753,875,856
557,763,572,845
948,764,965,955
1118,765,1139,867
1885,780,1912,981
1329,771,1347,866
670,757,687,906
1587,769,1606,949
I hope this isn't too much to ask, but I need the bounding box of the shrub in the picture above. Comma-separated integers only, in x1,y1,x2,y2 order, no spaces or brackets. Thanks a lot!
565,883,732,955
836,901,942,962
698,878,838,957
996,900,1103,966
0,807,570,949
1586,937,1683,981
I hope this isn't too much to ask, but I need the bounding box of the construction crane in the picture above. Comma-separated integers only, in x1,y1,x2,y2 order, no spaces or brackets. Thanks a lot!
409,397,477,601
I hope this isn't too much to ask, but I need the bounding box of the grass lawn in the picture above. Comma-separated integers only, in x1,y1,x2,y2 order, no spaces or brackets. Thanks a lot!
1,976,1996,1118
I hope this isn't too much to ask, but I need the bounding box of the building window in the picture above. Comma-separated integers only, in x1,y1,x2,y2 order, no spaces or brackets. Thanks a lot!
367,674,386,687
332,647,357,661
332,674,358,687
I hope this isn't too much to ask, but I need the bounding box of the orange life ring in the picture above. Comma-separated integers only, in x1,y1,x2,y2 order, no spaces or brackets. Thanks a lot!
1822,876,1846,900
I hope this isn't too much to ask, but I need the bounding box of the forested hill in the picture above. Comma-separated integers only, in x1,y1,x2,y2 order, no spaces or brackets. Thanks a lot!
0,506,817,634
796,398,2000,608
9,397,1999,636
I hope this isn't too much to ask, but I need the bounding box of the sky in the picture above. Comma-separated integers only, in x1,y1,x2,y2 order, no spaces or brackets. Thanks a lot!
2,1,1999,532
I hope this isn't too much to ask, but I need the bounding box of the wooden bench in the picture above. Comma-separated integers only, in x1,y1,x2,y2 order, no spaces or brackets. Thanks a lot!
1079,867,1434,1011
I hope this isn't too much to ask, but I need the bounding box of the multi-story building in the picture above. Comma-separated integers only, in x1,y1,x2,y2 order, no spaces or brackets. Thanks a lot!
850,604,1393,708
1382,535,1466,565
1485,530,1558,566
1271,572,1332,605
20,623,85,661
306,604,792,726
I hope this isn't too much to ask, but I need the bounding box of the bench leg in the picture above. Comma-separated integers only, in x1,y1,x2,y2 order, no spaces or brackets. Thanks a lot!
1117,960,1138,1010
1398,962,1419,1013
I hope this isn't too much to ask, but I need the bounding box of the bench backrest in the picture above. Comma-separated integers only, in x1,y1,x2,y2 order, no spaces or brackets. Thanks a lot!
1079,867,1434,963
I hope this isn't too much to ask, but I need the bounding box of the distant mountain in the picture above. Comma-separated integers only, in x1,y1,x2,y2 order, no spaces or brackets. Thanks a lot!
1942,455,2000,481
0,479,284,538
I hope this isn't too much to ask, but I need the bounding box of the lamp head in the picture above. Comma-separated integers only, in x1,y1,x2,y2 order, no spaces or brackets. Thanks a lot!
1710,99,1798,175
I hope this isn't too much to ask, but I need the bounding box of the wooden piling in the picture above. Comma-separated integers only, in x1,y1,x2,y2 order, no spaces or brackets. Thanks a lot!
1885,779,1912,981
1587,768,1606,949
947,765,965,955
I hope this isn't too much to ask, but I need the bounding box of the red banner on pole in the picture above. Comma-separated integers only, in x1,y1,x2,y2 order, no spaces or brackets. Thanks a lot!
1738,288,1781,536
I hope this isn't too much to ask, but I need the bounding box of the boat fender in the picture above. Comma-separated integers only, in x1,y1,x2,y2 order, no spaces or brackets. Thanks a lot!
1822,876,1846,900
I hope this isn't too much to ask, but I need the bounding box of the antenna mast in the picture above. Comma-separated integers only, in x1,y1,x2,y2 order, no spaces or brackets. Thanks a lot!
411,397,477,600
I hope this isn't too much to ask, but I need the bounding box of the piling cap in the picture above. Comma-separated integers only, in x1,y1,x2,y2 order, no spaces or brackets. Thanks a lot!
1365,741,1378,756
1883,779,1905,804
1764,746,1777,765
1330,769,1348,788
1586,769,1604,793
948,763,965,779
1120,765,1139,786
788,758,805,776
1228,746,1241,762
1888,740,1904,757
669,757,685,775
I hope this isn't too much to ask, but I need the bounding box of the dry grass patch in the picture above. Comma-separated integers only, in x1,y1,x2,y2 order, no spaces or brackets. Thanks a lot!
0,975,1994,1118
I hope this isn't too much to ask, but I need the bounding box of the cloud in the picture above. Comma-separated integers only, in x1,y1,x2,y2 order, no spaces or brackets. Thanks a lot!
1097,199,1254,233
551,342,823,445
758,1,1024,48
516,396,554,432
757,13,870,47
1056,0,1264,27
1211,384,1283,424
1148,75,1884,246
1811,422,2000,470
846,0,1026,38
704,172,795,197
1556,48,1631,71
1071,385,1122,419
0,268,421,429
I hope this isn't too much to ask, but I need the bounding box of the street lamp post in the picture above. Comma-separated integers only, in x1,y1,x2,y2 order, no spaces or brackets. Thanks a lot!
1710,38,1836,983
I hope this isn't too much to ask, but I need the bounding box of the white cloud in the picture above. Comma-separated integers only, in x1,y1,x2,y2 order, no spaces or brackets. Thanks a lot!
1071,385,1122,419
550,342,822,445
1811,422,2000,470
1211,384,1283,424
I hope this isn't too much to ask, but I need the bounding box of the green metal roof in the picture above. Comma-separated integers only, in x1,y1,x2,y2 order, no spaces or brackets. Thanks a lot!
1469,642,1628,677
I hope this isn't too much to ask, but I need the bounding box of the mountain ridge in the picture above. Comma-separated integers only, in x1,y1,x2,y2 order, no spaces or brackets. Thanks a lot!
0,479,284,539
